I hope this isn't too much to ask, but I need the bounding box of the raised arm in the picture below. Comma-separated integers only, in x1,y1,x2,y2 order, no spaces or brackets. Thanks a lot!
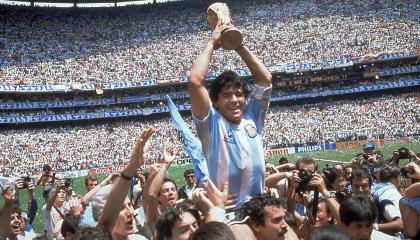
46,180,64,211
188,22,231,120
235,44,272,107
144,146,176,232
98,127,153,230
81,173,120,207
0,187,14,239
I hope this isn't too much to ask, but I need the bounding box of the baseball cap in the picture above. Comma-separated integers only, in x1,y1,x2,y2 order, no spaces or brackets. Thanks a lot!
363,142,375,149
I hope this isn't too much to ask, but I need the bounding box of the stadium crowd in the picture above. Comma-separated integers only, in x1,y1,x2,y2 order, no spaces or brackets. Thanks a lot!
1,93,418,178
1,127,420,240
0,0,419,85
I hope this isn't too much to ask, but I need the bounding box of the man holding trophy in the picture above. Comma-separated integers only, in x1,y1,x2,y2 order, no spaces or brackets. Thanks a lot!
188,2,272,205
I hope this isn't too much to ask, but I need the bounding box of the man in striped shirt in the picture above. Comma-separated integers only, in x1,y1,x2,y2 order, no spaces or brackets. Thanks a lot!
188,22,272,204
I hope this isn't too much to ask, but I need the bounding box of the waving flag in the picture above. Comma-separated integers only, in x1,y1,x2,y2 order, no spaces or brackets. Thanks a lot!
165,95,209,184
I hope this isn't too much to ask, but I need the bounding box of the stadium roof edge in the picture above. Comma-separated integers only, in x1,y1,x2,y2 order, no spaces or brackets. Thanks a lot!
4,0,149,3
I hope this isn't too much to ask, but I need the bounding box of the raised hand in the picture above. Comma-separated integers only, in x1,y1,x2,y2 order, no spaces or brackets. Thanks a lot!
14,178,24,190
210,21,232,50
163,146,176,165
129,127,154,168
203,180,228,209
2,187,14,203
69,196,83,216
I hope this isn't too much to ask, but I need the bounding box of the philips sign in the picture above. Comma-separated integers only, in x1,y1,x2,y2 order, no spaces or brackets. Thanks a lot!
295,145,324,153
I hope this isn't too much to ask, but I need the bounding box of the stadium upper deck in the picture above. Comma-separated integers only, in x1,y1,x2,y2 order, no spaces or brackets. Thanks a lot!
0,0,419,86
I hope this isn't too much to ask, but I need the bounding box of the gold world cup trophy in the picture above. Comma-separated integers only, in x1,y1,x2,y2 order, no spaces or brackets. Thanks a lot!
206,2,243,50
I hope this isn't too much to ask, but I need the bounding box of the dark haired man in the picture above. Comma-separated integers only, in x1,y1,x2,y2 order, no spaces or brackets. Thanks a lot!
230,194,297,240
350,168,373,197
178,169,196,200
339,196,394,240
188,21,272,204
155,200,201,240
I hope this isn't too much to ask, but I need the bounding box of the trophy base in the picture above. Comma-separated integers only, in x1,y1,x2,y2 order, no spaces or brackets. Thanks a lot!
220,28,243,50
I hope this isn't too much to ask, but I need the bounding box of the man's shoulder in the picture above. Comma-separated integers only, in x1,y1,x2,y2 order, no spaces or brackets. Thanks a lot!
229,223,257,240
370,229,396,240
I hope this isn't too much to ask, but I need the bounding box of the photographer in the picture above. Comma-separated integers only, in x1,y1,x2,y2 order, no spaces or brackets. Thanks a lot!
287,173,340,239
389,147,420,166
36,165,57,202
13,177,38,234
41,179,69,240
353,143,384,173
265,156,317,215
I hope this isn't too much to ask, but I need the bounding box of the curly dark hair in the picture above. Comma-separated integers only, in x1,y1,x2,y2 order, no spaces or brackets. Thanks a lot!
242,194,282,227
155,199,202,240
209,70,248,103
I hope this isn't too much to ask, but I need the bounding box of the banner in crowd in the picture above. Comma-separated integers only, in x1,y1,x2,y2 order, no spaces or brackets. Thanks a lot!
378,65,420,77
379,137,412,145
336,139,381,150
271,79,420,101
265,147,295,156
294,143,336,153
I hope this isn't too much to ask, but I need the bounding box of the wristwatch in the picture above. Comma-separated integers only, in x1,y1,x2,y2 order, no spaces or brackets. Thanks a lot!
322,191,333,199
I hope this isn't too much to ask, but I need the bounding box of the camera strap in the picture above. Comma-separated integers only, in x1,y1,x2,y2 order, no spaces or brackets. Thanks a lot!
312,189,319,219
53,206,65,220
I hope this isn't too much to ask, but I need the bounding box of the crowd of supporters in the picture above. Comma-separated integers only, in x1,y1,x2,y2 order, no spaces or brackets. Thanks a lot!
1,93,418,177
1,0,419,85
1,127,419,240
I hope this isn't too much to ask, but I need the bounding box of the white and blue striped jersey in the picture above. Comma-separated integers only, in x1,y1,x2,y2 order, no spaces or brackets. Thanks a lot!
193,96,267,204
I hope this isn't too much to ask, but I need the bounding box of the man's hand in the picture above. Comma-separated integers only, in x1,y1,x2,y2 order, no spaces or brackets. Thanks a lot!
2,187,14,203
204,180,228,209
209,21,232,50
129,127,154,169
290,170,300,184
69,196,83,216
163,146,176,165
308,173,327,194
27,182,35,197
14,178,24,190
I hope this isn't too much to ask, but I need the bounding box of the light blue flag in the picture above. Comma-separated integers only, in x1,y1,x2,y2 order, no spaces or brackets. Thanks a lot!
165,95,209,184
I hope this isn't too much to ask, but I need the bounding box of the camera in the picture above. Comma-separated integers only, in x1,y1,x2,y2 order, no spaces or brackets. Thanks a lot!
296,169,315,193
64,178,72,188
362,154,371,161
398,147,409,159
20,176,32,189
335,189,351,203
